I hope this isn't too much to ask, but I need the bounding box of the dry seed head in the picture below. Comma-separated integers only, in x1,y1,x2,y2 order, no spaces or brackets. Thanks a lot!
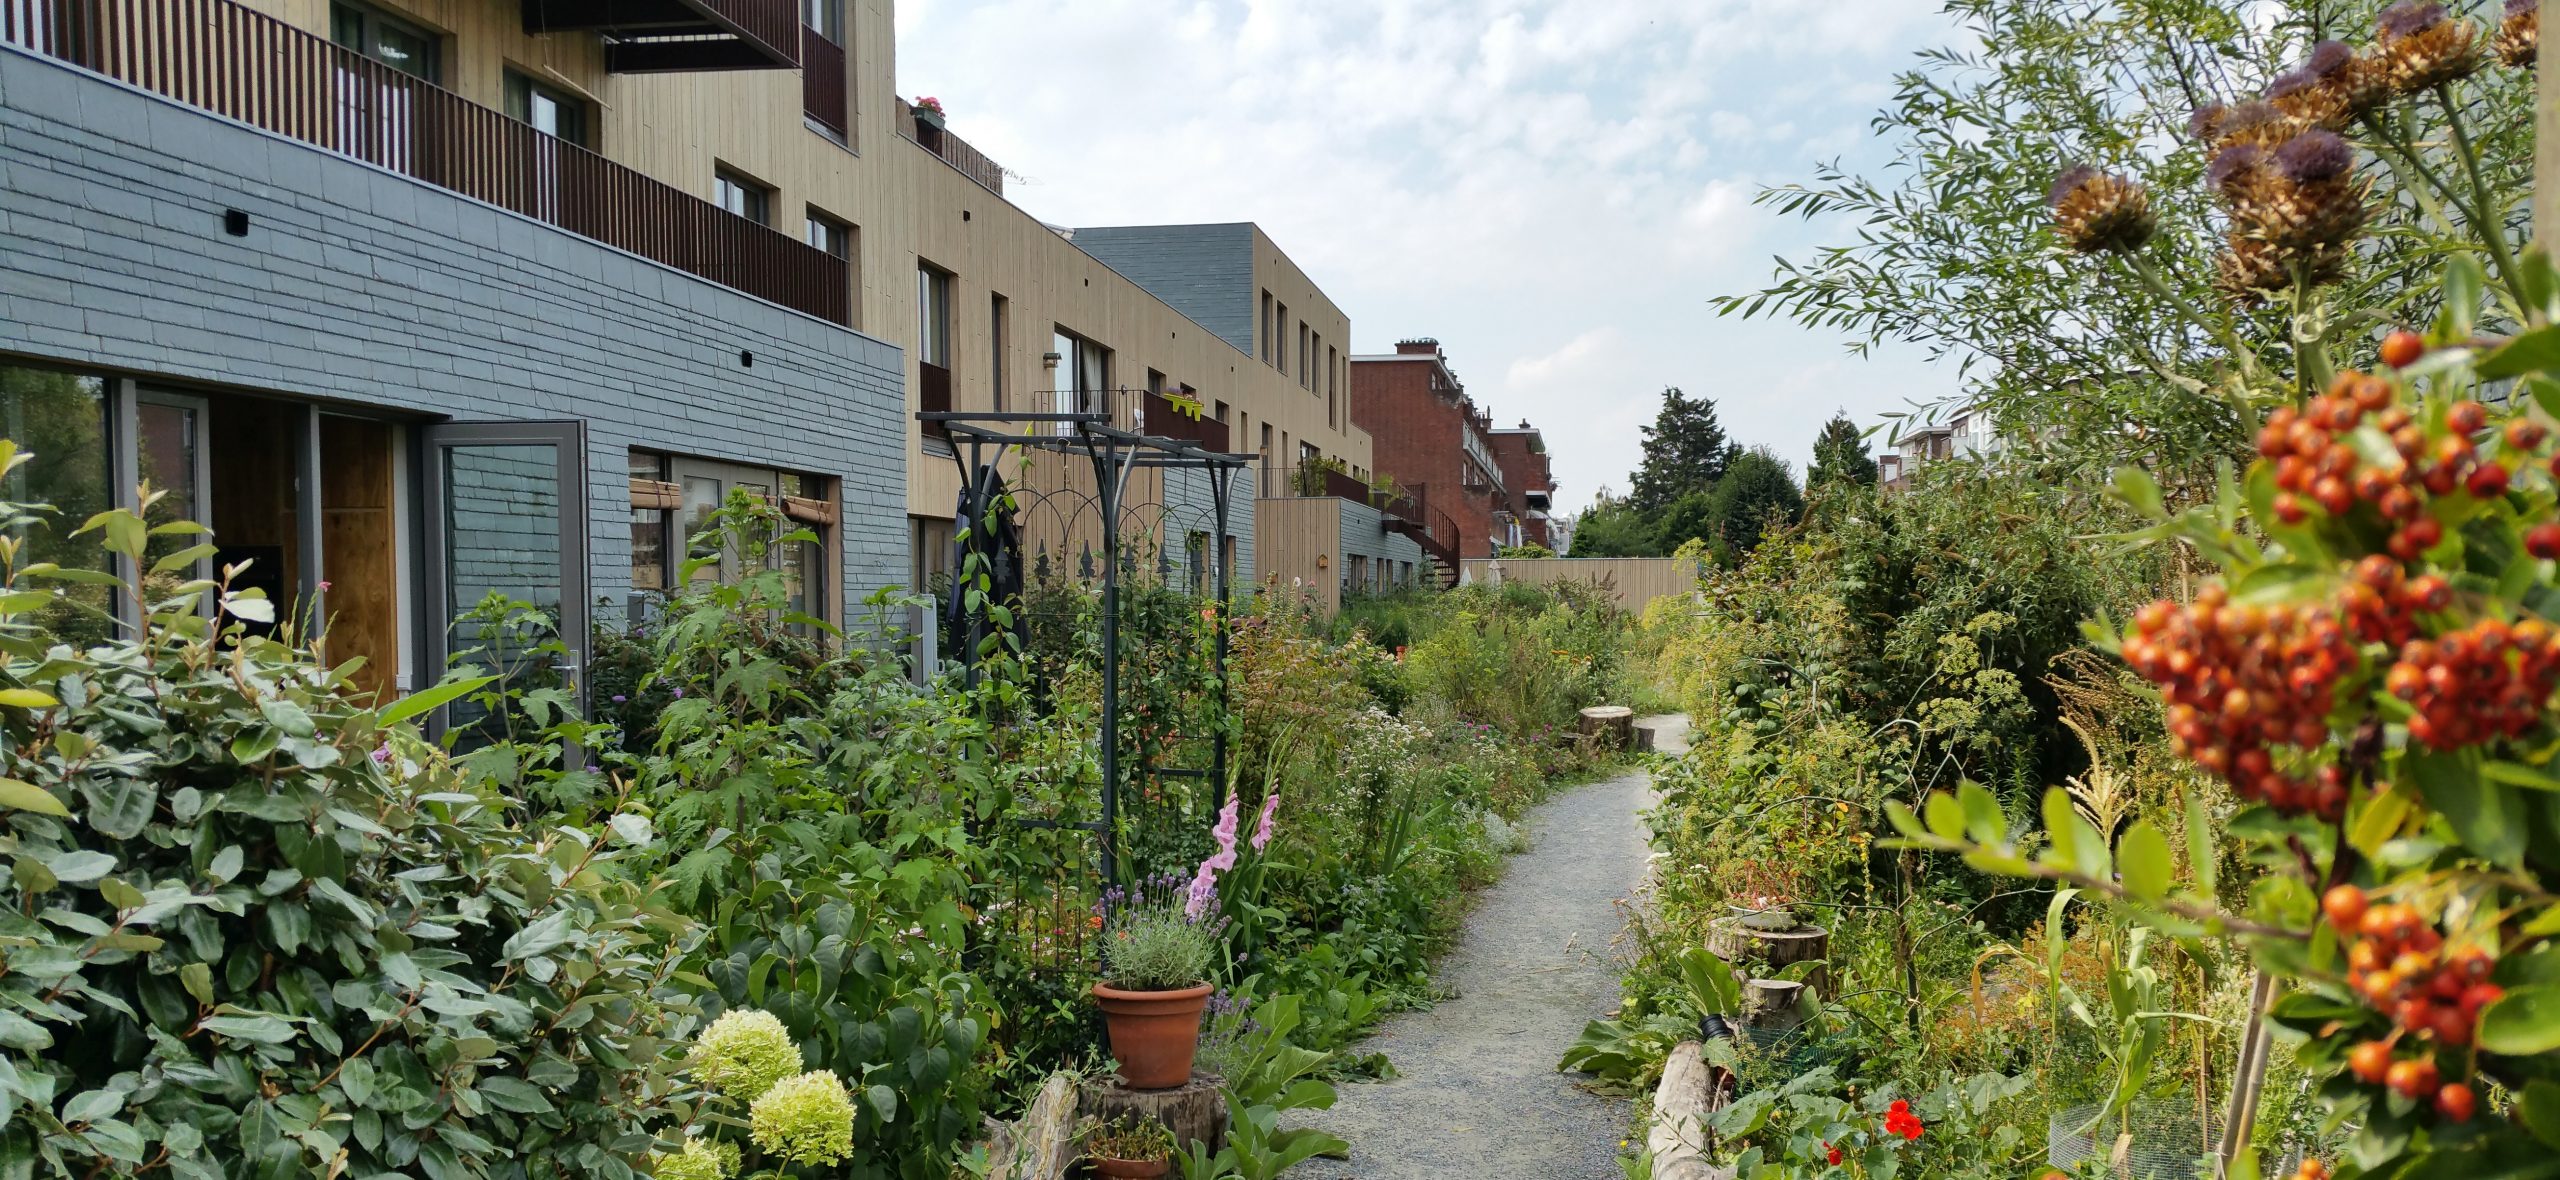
2216,100,2304,151
2497,0,2539,67
2051,167,2156,254
2373,2,2482,93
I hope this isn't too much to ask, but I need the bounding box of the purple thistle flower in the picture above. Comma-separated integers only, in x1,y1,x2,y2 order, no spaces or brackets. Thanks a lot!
2379,1,2447,38
2307,39,2356,77
2206,144,2266,190
2275,130,2354,183
2265,68,2315,99
2185,102,2227,142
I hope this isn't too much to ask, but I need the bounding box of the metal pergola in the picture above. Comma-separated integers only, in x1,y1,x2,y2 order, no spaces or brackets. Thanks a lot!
921,404,1251,887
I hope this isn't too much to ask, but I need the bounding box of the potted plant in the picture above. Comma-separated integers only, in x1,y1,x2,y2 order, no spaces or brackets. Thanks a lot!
1077,1114,1178,1180
1093,873,1223,1089
1726,857,1806,931
912,95,946,130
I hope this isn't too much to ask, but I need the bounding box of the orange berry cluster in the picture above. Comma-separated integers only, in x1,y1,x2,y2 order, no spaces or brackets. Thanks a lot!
2258,372,2532,557
2385,613,2560,749
2294,1161,2329,1180
2323,886,2497,1123
2123,586,2354,819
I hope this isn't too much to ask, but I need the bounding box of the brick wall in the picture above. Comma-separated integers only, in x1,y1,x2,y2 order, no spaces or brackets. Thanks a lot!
1350,350,1497,560
1488,430,1557,549
0,47,909,615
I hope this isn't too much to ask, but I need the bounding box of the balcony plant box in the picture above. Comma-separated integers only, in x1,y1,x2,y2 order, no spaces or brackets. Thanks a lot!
913,98,946,131
1092,879,1220,1090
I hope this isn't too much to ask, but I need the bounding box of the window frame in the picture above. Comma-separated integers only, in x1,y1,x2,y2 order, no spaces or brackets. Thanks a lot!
330,1,440,82
713,166,773,226
916,263,954,369
504,68,590,147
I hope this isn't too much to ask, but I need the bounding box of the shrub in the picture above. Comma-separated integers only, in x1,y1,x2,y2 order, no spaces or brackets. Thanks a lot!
0,474,690,1179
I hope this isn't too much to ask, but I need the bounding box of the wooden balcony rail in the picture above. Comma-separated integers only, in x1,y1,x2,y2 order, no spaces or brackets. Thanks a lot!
524,0,799,73
674,0,800,67
801,27,847,138
896,99,1006,195
918,362,953,440
1139,392,1230,454
4,0,851,327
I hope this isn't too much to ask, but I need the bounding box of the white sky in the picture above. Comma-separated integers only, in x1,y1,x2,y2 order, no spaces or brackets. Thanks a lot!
896,0,1971,512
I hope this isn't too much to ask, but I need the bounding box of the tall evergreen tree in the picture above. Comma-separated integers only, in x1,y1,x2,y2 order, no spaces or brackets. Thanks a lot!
1628,387,1733,513
1806,412,1880,490
1702,447,1804,561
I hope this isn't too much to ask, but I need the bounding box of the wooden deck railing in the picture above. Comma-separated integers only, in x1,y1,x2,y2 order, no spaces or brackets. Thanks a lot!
1140,392,1231,453
801,27,847,138
4,0,851,327
691,0,800,66
896,99,1007,195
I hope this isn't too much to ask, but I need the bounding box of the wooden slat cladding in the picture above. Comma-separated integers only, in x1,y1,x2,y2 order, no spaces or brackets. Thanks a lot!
3,0,849,327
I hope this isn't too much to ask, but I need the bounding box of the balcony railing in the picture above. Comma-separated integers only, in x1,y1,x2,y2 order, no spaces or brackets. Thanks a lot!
1139,393,1230,454
897,100,1006,195
801,27,847,138
524,0,800,73
5,0,850,327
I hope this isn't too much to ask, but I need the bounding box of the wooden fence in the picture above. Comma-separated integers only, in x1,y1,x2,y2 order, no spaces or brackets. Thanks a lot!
1459,557,1700,611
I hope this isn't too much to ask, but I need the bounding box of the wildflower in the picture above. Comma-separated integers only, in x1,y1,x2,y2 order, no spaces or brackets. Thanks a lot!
1184,864,1220,919
1883,1099,1925,1141
2185,102,2228,142
652,1139,739,1180
749,1070,858,1168
316,579,332,592
1211,796,1241,855
691,1009,801,1102
611,694,628,703
1825,1141,1843,1166
2498,0,2539,67
2048,166,2155,254
1252,792,1280,850
2213,100,2299,151
370,743,392,765
2371,1,2481,94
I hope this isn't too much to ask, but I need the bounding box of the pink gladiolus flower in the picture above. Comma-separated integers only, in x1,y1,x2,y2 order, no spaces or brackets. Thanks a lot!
1211,796,1240,854
1184,863,1218,918
1252,793,1279,850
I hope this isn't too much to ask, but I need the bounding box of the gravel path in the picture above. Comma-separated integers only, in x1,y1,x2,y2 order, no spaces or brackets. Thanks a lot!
1303,718,1683,1180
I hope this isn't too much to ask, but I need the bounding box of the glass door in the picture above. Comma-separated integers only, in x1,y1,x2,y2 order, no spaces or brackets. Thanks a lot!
421,421,586,740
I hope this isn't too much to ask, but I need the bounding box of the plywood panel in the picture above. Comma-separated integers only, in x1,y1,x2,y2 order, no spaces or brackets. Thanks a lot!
1460,558,1700,613
321,416,400,702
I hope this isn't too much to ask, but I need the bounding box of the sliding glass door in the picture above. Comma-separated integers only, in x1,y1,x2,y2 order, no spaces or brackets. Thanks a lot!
420,421,587,738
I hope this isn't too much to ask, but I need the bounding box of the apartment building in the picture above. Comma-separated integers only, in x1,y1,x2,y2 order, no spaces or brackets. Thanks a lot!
1350,339,1509,575
1486,420,1558,551
0,0,1376,692
1878,404,2005,491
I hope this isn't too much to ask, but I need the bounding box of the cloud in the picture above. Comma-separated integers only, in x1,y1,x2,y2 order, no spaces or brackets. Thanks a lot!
899,0,1963,510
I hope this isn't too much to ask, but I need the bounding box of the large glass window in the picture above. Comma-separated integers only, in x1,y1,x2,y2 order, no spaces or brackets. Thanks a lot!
0,366,113,644
802,0,843,41
629,450,831,626
1051,328,1111,425
504,70,590,147
714,168,772,225
917,264,953,368
805,209,859,329
330,1,438,81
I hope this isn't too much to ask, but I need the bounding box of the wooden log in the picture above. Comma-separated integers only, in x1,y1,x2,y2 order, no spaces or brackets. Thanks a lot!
1634,723,1659,753
1737,979,1808,1034
1579,705,1635,751
1079,1072,1228,1160
987,1073,1080,1180
1705,919,1831,1000
1650,1041,1737,1180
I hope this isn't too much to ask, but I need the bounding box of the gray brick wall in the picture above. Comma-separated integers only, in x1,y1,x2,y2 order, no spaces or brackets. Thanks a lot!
1337,499,1427,594
0,46,908,614
1068,224,1256,357
1161,465,1257,594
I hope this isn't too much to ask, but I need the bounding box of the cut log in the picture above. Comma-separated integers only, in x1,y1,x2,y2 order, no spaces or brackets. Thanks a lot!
1579,706,1636,751
1634,724,1659,753
1079,1072,1228,1160
1706,919,1831,1000
1651,1041,1737,1180
988,1073,1080,1180
1737,979,1808,1033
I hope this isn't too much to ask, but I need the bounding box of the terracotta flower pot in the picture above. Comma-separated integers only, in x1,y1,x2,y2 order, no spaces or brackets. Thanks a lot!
1091,981,1212,1089
1089,1157,1170,1180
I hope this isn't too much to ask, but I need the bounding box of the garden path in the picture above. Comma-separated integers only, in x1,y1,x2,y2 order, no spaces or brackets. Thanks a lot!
1303,716,1684,1180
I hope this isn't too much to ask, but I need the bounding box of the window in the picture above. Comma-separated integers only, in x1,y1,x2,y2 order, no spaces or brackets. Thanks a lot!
504,70,589,146
805,208,858,327
1214,401,1229,423
1260,291,1275,364
0,366,114,644
1146,369,1165,397
990,293,1010,412
802,0,843,41
916,264,952,368
330,1,438,81
1276,304,1289,374
714,167,771,225
630,450,833,626
1052,328,1111,423
1299,325,1313,390
1327,344,1340,428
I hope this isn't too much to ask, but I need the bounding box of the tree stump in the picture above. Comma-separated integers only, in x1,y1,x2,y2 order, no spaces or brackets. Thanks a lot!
1579,706,1635,752
987,1073,1080,1180
1737,979,1808,1034
1705,919,1831,1000
1634,723,1659,753
1079,1072,1228,1159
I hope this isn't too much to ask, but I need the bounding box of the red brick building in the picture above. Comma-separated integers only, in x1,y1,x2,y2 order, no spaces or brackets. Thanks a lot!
1350,339,1511,573
1487,421,1558,551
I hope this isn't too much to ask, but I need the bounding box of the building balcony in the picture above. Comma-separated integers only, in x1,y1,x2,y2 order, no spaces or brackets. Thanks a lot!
1139,392,1231,454
5,0,848,326
523,0,800,73
897,100,1006,195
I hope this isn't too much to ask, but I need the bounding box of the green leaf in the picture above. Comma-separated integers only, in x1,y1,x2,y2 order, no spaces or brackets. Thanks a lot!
2523,1080,2560,1149
2478,323,2560,380
1958,780,2005,845
2480,985,2560,1056
2109,466,2165,519
179,962,214,1006
866,1084,898,1123
475,1077,553,1114
2118,820,2173,899
2185,792,2216,895
2485,760,2560,791
60,1088,122,1124
1922,792,1963,841
2440,253,2486,340
200,1012,298,1044
2406,748,2525,867
0,688,58,709
377,674,498,728
221,593,274,624
0,777,69,817
46,849,116,884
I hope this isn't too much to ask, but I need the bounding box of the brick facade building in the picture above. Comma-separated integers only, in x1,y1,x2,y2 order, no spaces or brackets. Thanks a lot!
1350,340,1511,570
1487,422,1559,551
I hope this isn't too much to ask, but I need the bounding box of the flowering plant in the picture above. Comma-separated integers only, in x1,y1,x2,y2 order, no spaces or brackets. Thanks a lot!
915,95,945,115
1100,873,1225,991
655,1006,860,1177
